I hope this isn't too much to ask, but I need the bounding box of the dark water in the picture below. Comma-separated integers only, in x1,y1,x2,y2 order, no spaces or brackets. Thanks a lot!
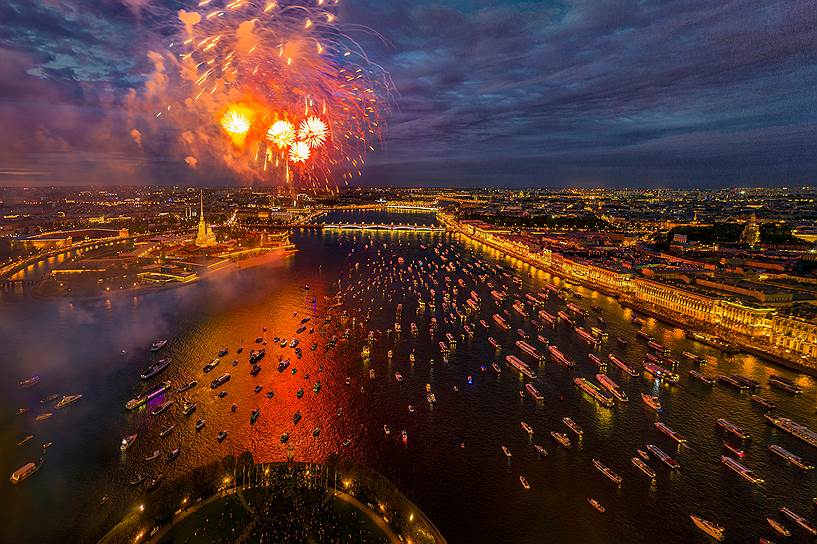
2,211,817,544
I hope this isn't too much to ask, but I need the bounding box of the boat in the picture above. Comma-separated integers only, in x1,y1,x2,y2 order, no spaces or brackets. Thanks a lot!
717,375,748,391
525,383,544,401
34,413,52,422
395,372,404,383
491,362,501,374
126,381,172,411
596,374,628,402
521,421,534,435
181,402,196,416
150,400,176,418
765,414,817,448
140,359,172,380
643,362,679,383
217,347,228,357
151,340,167,352
750,394,776,409
145,450,160,461
249,349,266,364
195,419,205,430
19,376,41,389
716,418,750,440
767,517,791,537
492,314,511,331
563,417,583,436
548,345,575,367
769,444,814,470
730,373,761,389
519,476,530,490
488,337,501,350
129,474,147,487
689,370,715,385
280,433,289,443
16,435,34,447
690,514,725,541
655,422,687,444
313,427,320,437
293,411,302,425
641,393,661,412
516,340,545,362
721,455,764,484
210,373,230,389
769,375,803,394
120,434,137,451
616,336,629,345
145,473,164,490
608,354,639,376
574,377,614,408
55,394,83,409
177,380,197,393
502,445,512,458
587,498,605,513
686,331,738,353
203,358,220,373
10,461,41,484
632,457,656,478
159,425,174,438
534,444,548,457
647,340,670,355
593,459,622,485
342,438,352,447
165,447,180,463
647,444,680,469
723,442,744,458
779,507,817,536
506,355,536,379
551,431,571,449
250,408,260,424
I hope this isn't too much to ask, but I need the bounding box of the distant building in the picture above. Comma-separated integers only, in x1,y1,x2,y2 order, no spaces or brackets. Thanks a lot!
194,191,216,248
740,213,761,247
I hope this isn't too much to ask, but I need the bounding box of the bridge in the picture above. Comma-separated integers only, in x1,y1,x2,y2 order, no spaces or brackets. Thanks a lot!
300,223,445,232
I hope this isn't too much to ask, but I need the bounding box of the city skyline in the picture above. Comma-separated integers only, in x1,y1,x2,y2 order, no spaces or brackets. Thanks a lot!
1,1,816,187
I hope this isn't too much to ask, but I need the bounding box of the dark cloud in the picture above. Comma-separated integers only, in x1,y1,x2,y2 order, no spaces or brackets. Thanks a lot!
1,0,816,186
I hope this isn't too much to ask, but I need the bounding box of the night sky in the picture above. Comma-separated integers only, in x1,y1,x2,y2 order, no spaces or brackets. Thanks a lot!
1,1,816,187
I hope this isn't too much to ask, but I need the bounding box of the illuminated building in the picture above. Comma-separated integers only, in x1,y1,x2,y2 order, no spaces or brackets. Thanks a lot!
195,191,217,248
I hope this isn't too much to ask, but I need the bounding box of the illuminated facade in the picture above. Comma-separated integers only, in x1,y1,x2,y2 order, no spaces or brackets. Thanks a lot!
195,191,217,248
770,314,817,358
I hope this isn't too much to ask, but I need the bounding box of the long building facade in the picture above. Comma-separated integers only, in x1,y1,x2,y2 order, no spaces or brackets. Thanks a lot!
439,212,816,368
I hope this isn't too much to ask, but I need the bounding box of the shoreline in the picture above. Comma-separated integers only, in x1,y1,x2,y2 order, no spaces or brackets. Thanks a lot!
26,245,297,303
443,216,817,377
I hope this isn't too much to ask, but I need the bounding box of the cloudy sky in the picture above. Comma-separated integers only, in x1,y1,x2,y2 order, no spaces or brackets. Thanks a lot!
1,0,816,187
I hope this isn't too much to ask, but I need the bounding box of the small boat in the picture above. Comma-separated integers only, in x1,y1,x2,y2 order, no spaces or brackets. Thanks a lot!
177,380,197,393
534,444,548,457
195,419,205,431
767,517,791,537
129,474,147,486
150,400,174,416
181,402,196,416
587,498,605,513
231,403,237,412
34,413,52,422
145,473,164,491
641,393,661,412
280,433,289,443
690,514,725,541
313,427,320,437
408,405,415,413
293,411,302,425
120,434,137,451
632,457,656,479
165,448,180,463
780,506,817,536
19,376,41,389
521,421,534,435
593,458,622,485
151,339,167,352
17,435,34,447
342,438,352,447
519,475,530,490
217,430,227,442
551,431,571,449
563,417,583,436
395,372,404,383
750,394,776,409
250,408,260,424
502,445,512,458
145,450,161,462
383,425,391,436
159,425,174,437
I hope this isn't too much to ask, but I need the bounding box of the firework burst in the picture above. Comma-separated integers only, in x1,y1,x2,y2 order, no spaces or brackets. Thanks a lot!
131,0,392,189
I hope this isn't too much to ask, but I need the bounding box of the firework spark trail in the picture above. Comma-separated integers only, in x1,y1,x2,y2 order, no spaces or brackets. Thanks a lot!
130,0,391,189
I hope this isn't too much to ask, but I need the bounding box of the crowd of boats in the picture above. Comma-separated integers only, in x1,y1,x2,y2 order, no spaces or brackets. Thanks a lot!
11,233,817,542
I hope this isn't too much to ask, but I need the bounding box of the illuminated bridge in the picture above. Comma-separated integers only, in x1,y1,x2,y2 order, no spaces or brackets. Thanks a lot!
300,223,445,232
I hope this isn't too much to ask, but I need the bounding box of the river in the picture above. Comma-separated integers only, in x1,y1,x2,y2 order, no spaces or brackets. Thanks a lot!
1,210,816,543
